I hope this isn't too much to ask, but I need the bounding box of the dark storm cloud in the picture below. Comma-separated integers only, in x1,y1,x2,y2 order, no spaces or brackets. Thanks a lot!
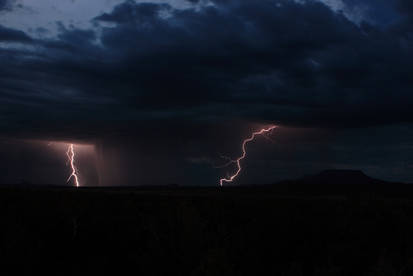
89,0,413,129
0,0,14,11
0,0,7,10
94,1,171,23
1,0,413,141
397,0,413,17
0,25,32,42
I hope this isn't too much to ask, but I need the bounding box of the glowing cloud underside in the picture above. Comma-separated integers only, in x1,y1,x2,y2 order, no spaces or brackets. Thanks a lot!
219,126,277,186
66,144,80,187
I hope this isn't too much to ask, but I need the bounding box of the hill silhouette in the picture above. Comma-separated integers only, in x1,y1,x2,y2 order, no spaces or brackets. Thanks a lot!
261,169,413,200
304,169,376,184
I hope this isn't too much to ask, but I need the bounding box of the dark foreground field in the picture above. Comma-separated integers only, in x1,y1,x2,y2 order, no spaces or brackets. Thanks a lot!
3,170,413,275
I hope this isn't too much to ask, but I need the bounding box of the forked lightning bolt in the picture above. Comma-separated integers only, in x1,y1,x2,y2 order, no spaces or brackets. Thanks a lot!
67,144,80,187
219,126,276,186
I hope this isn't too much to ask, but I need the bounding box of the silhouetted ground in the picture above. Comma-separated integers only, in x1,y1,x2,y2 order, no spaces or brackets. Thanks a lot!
2,170,413,275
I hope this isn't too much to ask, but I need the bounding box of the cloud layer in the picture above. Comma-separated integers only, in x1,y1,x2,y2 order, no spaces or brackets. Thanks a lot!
1,0,413,185
1,0,413,140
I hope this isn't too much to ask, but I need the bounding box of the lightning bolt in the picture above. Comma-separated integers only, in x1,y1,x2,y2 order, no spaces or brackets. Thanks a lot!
219,125,276,186
66,144,80,187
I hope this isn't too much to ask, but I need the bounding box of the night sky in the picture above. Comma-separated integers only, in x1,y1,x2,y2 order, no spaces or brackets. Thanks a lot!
1,0,413,186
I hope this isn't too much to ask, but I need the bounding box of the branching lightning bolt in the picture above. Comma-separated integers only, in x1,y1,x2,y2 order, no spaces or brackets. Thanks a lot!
66,144,80,187
219,125,276,186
